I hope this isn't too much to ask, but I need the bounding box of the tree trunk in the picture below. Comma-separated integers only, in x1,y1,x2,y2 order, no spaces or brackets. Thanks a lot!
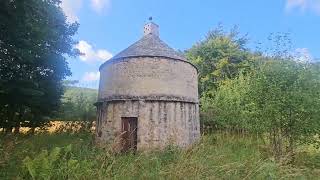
272,128,283,162
288,135,295,163
287,108,295,164
5,126,13,134
29,127,36,134
14,107,24,135
14,121,21,134
14,125,20,134
5,107,15,135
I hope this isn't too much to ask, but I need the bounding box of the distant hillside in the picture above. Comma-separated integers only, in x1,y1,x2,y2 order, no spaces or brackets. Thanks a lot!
55,86,98,121
63,86,98,98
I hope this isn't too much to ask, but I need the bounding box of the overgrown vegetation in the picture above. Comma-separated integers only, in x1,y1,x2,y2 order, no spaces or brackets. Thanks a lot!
1,132,320,179
207,60,320,162
54,86,98,132
187,26,320,162
0,0,79,133
0,0,319,178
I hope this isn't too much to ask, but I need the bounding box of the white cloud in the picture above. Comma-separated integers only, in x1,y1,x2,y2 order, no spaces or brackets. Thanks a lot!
76,40,113,63
97,50,113,60
286,0,307,11
82,71,100,81
286,0,320,14
91,0,111,13
60,0,83,23
294,48,313,62
60,0,111,22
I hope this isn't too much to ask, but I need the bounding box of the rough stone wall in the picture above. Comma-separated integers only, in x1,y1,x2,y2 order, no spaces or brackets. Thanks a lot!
95,100,200,151
96,56,200,151
98,57,198,103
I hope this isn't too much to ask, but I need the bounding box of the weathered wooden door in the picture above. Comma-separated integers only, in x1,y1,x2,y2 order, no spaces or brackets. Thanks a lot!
121,117,138,152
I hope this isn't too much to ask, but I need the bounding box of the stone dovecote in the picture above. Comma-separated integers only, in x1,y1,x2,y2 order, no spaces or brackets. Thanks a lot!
95,21,200,151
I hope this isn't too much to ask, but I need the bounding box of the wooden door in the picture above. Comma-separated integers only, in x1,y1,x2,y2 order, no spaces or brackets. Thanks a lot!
121,117,138,152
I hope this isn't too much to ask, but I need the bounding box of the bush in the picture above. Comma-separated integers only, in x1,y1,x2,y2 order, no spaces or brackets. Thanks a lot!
209,60,320,161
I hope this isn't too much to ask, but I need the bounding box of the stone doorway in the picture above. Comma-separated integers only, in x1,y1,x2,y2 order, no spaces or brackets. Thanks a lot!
121,117,138,152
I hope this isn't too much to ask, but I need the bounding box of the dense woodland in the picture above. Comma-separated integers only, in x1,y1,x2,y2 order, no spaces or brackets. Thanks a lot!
1,0,320,179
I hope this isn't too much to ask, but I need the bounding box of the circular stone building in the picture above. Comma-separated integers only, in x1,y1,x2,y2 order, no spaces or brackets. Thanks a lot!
95,21,200,151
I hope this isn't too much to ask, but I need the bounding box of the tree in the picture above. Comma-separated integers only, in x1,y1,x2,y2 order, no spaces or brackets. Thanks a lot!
0,0,79,133
55,86,98,131
186,24,256,97
212,59,320,161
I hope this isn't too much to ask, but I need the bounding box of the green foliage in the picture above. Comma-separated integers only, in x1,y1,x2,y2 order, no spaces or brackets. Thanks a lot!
0,0,79,132
57,86,97,122
22,145,95,179
186,24,257,96
210,59,320,160
201,74,249,130
53,86,98,132
192,28,320,161
1,132,319,179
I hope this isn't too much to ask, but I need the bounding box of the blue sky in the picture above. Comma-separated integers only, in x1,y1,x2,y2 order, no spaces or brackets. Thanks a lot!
61,0,320,89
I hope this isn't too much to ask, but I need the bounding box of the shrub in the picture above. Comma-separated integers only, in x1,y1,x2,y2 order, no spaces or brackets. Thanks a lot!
210,60,320,161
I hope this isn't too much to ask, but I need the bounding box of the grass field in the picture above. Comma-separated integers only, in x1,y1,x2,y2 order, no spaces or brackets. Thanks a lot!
1,132,319,179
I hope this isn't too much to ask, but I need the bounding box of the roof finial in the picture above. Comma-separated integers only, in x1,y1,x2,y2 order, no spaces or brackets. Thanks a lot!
143,17,159,36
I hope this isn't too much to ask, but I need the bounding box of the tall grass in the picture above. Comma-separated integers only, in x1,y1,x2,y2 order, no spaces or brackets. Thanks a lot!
1,132,319,179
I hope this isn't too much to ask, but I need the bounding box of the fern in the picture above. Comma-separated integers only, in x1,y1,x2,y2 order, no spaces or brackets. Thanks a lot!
22,144,95,179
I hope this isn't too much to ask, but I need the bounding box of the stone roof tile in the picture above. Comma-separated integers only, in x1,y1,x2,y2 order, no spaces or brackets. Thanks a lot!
109,34,187,61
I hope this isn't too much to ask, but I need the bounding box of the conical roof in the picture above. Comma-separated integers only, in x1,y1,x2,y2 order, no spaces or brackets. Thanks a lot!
99,21,194,70
109,33,187,61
